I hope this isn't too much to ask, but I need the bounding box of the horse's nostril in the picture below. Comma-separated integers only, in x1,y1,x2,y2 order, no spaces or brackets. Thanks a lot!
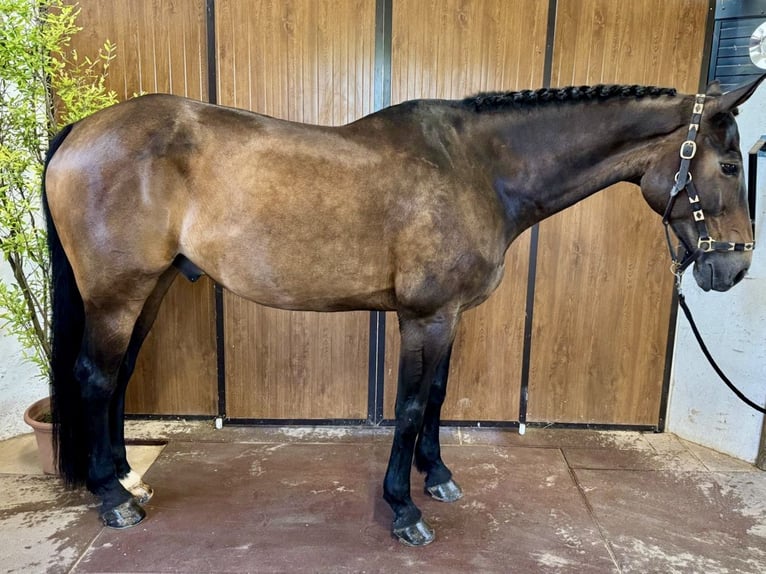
733,268,748,285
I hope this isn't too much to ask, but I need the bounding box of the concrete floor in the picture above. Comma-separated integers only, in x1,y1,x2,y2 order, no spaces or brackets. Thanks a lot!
0,422,764,573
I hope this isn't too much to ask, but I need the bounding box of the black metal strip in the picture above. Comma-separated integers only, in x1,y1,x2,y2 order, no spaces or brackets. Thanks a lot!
367,314,378,423
226,418,369,426
205,0,225,419
366,0,393,425
374,315,386,422
518,224,539,429
714,0,766,20
542,0,558,90
525,421,656,432
127,412,654,433
367,312,387,424
381,419,655,432
126,413,214,421
206,0,218,105
748,138,765,235
124,438,168,446
703,0,719,86
518,0,558,428
657,287,679,432
214,285,226,418
374,0,392,111
381,419,520,429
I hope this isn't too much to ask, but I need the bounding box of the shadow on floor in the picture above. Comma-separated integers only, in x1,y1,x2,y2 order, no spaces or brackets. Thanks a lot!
1,423,764,573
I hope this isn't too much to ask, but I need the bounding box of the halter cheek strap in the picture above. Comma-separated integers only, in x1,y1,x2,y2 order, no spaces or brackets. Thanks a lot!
662,94,755,277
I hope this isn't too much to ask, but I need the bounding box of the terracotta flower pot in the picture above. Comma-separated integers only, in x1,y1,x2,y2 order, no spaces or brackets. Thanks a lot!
23,396,57,475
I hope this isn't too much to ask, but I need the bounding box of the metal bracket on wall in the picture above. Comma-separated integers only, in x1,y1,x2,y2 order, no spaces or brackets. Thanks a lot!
748,136,765,234
751,136,766,471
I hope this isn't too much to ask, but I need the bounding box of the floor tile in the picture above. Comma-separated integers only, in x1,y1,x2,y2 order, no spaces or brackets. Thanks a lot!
0,433,42,475
0,474,101,574
458,428,653,450
0,433,165,477
574,469,766,573
75,442,616,573
125,420,398,445
681,439,759,472
563,434,706,472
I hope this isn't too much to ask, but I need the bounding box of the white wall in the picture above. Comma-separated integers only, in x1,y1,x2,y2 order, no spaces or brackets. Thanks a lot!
667,81,766,462
0,263,47,440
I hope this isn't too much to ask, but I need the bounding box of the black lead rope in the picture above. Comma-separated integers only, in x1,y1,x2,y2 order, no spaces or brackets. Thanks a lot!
664,92,766,415
676,291,766,415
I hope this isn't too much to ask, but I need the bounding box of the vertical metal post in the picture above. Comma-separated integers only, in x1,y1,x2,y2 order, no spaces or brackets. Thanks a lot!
367,0,392,425
205,0,226,424
518,0,558,434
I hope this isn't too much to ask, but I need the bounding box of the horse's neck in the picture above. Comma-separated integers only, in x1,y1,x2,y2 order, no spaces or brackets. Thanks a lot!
479,97,688,234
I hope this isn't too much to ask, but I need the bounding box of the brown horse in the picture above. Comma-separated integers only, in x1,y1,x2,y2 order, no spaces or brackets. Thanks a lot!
44,77,763,546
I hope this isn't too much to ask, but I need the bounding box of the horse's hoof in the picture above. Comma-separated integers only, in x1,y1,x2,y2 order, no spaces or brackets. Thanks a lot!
392,518,435,547
100,498,146,529
119,471,153,504
425,478,463,503
129,480,154,505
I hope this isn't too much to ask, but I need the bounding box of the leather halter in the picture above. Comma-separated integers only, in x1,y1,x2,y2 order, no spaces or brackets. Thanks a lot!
662,93,755,278
661,95,766,415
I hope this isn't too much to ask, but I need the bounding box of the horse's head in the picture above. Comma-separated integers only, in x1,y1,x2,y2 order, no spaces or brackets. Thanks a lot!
640,75,765,292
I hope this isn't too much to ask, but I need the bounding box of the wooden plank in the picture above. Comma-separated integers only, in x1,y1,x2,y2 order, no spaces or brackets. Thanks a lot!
528,0,708,424
383,0,549,421
71,0,217,415
216,0,376,419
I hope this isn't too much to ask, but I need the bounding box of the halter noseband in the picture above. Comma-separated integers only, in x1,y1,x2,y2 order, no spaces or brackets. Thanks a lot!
662,93,755,278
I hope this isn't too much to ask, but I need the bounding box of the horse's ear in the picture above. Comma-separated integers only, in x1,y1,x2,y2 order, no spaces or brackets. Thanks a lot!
715,74,766,112
706,80,723,97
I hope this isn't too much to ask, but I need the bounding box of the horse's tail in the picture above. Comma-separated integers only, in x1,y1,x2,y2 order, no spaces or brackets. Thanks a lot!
43,123,88,488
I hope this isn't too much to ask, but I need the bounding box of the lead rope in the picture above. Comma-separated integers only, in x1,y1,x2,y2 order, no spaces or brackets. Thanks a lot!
675,279,766,414
665,92,766,414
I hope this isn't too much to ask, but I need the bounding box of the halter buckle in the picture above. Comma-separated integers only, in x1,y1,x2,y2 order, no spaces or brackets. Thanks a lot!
680,140,697,159
698,237,715,252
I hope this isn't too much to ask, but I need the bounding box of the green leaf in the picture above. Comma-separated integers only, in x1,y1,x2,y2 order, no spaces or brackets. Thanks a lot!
0,0,119,379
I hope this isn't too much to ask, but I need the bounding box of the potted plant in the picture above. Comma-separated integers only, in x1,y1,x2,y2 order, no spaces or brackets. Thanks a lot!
0,0,118,472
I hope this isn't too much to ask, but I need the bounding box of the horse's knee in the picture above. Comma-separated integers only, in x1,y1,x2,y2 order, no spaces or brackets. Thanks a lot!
395,402,426,438
75,354,119,400
428,384,447,406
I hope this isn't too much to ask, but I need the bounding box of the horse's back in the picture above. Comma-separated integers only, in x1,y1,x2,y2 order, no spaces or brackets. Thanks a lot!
45,94,507,314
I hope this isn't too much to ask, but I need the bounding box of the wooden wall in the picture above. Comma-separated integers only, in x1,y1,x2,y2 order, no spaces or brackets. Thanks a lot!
216,0,376,420
67,0,710,427
72,0,218,415
528,0,709,424
383,0,549,421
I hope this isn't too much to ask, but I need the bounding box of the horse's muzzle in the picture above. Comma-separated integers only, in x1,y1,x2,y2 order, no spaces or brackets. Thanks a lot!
692,252,751,292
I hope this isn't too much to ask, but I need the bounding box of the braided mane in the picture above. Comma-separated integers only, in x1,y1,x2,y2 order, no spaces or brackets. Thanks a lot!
462,84,678,113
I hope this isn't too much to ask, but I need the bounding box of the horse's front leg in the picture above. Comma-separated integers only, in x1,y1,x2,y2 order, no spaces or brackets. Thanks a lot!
414,344,463,503
384,312,456,546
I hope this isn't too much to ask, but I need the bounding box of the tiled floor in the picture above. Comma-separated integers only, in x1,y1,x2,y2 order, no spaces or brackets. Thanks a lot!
1,422,764,573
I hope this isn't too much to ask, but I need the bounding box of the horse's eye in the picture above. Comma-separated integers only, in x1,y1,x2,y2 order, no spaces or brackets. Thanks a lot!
720,162,739,176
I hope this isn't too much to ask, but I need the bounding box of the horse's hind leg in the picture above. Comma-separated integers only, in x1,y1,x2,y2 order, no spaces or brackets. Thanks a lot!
414,344,463,503
76,282,161,528
384,312,456,546
110,267,179,504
